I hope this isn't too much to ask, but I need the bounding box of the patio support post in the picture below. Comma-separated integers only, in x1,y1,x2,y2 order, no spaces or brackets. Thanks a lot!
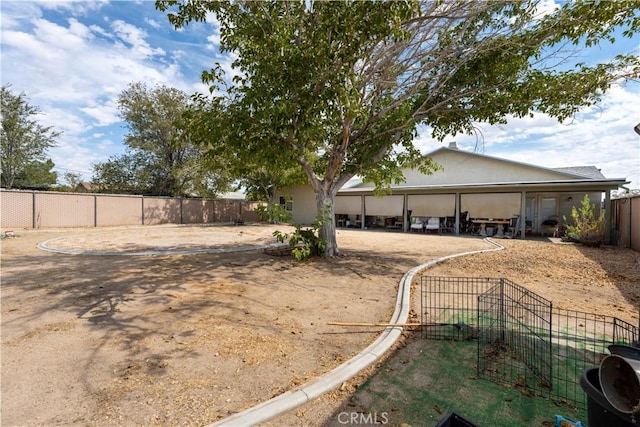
519,191,527,239
360,195,365,230
454,192,461,235
403,194,408,232
604,189,612,244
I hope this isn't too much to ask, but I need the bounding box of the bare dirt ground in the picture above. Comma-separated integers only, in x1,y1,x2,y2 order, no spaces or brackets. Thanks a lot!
1,224,639,426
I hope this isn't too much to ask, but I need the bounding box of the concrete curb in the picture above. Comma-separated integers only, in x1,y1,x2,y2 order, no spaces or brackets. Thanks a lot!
209,238,505,426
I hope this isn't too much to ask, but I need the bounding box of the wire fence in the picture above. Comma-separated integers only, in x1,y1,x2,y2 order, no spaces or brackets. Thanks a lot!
421,276,639,410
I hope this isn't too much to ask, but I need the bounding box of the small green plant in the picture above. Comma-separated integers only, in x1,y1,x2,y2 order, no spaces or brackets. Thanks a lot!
273,206,330,261
255,201,292,224
563,194,605,247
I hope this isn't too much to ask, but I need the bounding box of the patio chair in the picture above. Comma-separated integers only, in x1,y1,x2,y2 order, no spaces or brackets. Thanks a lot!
410,216,426,232
540,215,560,237
424,217,441,234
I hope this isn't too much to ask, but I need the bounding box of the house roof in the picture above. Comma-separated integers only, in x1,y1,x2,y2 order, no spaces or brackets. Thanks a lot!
423,146,603,180
551,166,606,179
338,146,626,193
218,190,246,200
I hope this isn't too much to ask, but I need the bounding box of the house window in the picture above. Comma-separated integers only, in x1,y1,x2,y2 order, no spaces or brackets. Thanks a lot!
279,196,293,212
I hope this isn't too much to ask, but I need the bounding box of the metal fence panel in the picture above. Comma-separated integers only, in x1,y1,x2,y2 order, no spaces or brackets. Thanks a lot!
421,276,639,411
36,192,95,228
182,199,214,224
214,199,242,223
1,189,259,229
477,279,553,397
0,191,33,228
421,276,496,340
143,197,181,225
96,195,142,226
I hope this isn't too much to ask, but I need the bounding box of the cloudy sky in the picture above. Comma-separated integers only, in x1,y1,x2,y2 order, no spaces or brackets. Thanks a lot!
2,1,639,189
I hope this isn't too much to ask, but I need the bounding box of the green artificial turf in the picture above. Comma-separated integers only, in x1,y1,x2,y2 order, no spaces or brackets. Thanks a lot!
343,339,587,427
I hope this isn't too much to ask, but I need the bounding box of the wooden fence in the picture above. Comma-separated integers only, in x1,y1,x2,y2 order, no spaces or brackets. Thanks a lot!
611,195,640,251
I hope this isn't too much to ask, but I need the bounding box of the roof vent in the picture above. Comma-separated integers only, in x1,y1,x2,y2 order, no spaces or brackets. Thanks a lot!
448,141,458,150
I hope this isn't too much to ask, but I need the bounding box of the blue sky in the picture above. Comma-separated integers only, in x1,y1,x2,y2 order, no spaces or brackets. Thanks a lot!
2,0,639,190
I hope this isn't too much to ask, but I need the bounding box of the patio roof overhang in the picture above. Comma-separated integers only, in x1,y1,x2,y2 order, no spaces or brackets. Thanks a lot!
337,178,629,195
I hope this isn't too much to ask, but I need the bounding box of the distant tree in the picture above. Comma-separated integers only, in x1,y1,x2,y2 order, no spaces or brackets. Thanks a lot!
92,82,232,197
12,159,57,189
92,152,155,194
1,85,60,189
158,0,640,256
239,165,306,202
56,171,85,192
612,189,640,199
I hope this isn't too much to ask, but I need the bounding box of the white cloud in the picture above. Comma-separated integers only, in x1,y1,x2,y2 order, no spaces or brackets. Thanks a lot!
144,17,161,29
35,0,107,16
533,0,560,19
110,19,165,58
415,82,640,189
1,1,210,184
3,1,637,189
80,101,120,127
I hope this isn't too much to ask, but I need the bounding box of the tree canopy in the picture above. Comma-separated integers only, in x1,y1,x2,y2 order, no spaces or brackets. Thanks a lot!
92,82,233,197
1,85,60,189
156,0,640,256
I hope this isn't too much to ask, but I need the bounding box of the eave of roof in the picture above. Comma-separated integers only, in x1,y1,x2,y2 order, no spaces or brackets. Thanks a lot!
337,178,628,194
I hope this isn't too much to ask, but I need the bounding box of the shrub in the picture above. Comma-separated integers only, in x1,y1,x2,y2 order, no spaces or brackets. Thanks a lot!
563,194,605,247
273,224,326,261
272,206,330,261
255,201,292,224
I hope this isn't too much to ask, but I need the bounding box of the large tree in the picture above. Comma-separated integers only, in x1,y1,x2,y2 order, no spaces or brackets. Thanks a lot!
1,85,60,189
157,0,639,256
93,82,232,197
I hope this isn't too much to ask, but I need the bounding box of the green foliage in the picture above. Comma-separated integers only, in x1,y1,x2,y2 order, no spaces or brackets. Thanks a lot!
156,0,639,256
1,85,60,189
254,201,292,224
563,194,605,247
92,82,233,197
63,172,83,190
12,159,57,189
91,153,154,194
184,91,308,203
273,207,330,261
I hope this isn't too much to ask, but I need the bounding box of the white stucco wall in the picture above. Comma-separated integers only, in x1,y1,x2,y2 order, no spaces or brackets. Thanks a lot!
275,185,317,224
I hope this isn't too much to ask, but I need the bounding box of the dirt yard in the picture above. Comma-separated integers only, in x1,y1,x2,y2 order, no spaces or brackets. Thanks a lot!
1,224,638,426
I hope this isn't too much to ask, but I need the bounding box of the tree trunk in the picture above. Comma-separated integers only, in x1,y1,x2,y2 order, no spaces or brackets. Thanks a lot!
316,188,339,257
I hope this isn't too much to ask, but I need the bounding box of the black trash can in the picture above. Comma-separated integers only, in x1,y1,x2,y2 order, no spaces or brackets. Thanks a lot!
434,412,477,427
580,368,636,427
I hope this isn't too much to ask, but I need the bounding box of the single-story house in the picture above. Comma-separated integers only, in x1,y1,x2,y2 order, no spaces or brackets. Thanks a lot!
275,143,627,242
